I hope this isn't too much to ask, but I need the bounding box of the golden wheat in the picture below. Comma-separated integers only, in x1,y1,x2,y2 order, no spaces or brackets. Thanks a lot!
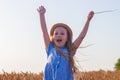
0,70,120,80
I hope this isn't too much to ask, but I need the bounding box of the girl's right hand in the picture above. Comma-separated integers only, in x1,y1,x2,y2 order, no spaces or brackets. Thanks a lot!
37,6,46,14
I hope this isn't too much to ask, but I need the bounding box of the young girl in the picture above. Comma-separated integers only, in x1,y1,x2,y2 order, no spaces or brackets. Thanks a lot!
37,6,94,80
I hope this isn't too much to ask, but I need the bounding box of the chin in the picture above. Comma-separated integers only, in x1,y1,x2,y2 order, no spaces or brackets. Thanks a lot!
56,44,64,48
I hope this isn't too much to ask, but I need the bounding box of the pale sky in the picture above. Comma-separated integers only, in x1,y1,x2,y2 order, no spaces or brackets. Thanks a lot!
0,0,120,73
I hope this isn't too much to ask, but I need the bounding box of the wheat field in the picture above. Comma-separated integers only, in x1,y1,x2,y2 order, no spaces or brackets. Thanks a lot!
0,70,120,80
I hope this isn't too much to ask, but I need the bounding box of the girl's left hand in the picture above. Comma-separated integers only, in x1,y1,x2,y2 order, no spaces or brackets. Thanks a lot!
87,11,94,21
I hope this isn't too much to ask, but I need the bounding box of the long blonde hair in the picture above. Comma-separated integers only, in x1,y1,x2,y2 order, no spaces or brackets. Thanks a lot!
66,30,78,73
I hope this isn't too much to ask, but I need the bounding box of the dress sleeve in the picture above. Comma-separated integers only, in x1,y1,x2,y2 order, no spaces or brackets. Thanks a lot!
46,42,54,57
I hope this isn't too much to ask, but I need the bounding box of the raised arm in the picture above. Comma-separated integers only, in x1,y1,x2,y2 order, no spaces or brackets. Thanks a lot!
37,6,50,49
73,11,94,49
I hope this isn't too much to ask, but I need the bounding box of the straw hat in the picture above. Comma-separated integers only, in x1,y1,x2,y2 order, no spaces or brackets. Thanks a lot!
50,23,73,37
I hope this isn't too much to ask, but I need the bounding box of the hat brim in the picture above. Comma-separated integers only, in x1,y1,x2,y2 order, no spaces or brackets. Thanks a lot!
50,23,73,37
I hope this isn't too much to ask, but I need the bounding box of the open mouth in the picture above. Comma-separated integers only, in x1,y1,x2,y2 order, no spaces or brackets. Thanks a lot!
56,39,62,43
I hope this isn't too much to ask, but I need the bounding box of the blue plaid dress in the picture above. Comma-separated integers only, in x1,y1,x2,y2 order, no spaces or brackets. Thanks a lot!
44,43,73,80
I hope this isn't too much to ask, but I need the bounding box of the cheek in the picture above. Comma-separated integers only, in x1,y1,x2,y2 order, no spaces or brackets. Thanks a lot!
63,35,68,42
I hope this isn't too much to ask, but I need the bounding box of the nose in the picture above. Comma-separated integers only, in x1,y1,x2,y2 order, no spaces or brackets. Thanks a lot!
57,34,61,37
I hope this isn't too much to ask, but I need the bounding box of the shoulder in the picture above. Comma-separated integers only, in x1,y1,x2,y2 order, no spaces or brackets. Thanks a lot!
46,42,54,56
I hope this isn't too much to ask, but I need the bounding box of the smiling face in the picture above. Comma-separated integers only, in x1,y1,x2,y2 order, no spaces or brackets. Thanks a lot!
52,27,68,47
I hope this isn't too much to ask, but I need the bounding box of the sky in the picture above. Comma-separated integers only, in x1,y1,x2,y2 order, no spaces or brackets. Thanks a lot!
0,0,120,73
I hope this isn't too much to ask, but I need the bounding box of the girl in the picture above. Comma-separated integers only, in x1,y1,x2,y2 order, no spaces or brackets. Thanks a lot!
37,6,94,80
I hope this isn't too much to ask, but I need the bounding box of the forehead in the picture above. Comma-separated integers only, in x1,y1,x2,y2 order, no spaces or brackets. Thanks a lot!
54,27,67,32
